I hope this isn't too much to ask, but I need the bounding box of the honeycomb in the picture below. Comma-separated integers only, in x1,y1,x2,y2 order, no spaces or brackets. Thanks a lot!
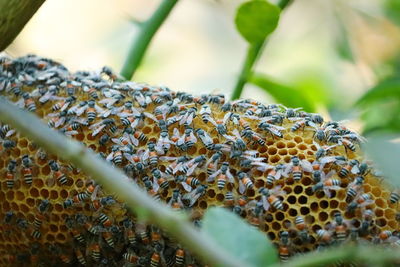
0,54,399,266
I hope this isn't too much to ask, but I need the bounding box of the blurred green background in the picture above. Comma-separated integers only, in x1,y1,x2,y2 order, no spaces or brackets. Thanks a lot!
5,0,400,135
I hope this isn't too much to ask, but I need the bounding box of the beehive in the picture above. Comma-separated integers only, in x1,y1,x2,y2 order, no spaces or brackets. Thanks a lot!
0,54,399,266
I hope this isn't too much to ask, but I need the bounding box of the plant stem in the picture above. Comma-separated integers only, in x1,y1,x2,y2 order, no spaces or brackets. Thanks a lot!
230,0,292,100
271,245,400,267
120,0,179,80
0,0,46,51
0,98,248,267
231,41,264,100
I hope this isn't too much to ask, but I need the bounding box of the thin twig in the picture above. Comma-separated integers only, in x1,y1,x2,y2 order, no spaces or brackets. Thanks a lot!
0,0,46,51
120,0,179,80
0,97,248,267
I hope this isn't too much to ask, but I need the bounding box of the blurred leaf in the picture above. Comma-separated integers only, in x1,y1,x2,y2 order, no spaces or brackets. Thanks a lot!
356,78,400,106
202,207,278,267
360,100,400,135
249,73,315,111
385,0,400,26
365,134,400,186
235,0,280,44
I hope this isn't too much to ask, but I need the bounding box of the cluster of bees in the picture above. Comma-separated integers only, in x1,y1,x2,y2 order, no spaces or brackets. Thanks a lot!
0,55,400,266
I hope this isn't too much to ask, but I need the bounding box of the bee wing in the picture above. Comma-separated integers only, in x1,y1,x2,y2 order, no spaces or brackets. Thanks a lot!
111,138,122,145
60,101,70,111
55,117,66,128
159,156,175,161
223,112,232,124
275,169,283,180
92,124,106,137
186,163,199,176
100,109,111,118
190,132,197,143
301,160,313,172
226,169,235,183
207,169,221,182
283,163,293,176
91,185,101,201
128,134,139,147
262,196,270,211
208,116,218,126
351,165,360,174
5,129,15,137
106,152,114,162
239,180,246,194
65,130,78,136
143,112,158,122
173,162,183,174
181,182,192,192
323,170,336,180
179,112,189,125
152,177,160,192
189,192,202,207
76,105,87,116
223,134,235,142
15,98,25,108
176,134,185,146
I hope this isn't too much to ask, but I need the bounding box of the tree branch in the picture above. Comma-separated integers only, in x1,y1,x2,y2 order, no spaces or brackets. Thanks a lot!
0,97,248,267
120,0,179,80
0,0,46,51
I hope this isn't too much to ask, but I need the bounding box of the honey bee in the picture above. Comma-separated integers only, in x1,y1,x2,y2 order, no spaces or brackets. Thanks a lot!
258,186,286,211
389,191,400,204
181,155,206,176
208,112,231,136
346,193,374,213
195,128,215,150
152,169,170,192
316,229,332,243
48,160,68,186
161,156,190,175
89,118,117,137
266,164,286,185
284,156,313,182
16,92,36,112
0,124,15,139
346,176,364,200
97,213,112,228
338,159,359,178
290,118,316,132
258,122,285,138
279,231,290,262
123,251,138,264
75,249,87,265
156,130,174,154
168,189,184,210
207,162,235,190
51,95,76,111
175,175,200,192
311,177,341,198
313,142,337,160
205,151,222,175
182,184,207,207
21,154,34,186
238,172,254,194
5,159,17,189
175,248,185,266
90,243,101,262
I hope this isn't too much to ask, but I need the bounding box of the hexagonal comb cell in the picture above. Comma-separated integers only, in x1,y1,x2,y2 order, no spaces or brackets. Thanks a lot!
0,55,399,266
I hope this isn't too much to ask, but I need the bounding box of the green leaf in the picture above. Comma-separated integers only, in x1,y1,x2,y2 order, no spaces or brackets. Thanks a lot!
385,0,400,26
235,0,280,44
364,134,400,186
202,207,278,267
356,78,400,106
249,73,315,111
